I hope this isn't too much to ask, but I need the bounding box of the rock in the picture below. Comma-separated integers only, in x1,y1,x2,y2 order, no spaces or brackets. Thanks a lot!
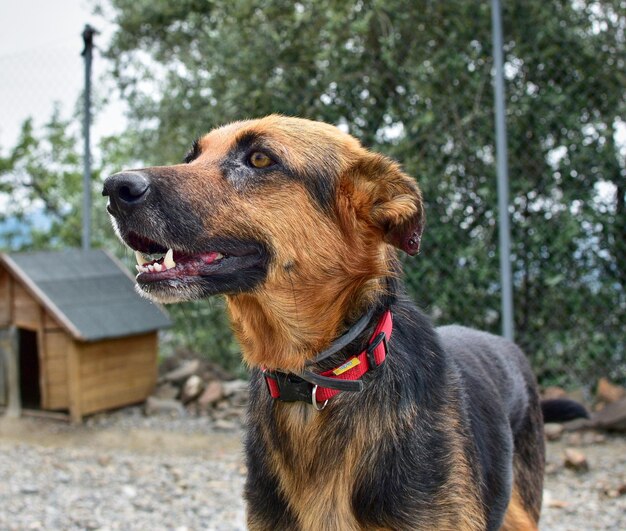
547,499,569,509
144,396,185,417
544,423,564,441
581,431,606,445
603,482,626,498
161,360,201,384
562,417,594,432
20,484,39,494
591,397,626,432
544,462,560,475
122,485,137,498
181,375,204,403
567,387,586,405
597,377,626,405
563,399,626,433
153,382,180,400
198,381,224,407
97,455,112,467
222,379,248,397
542,386,567,400
214,419,237,431
563,448,589,471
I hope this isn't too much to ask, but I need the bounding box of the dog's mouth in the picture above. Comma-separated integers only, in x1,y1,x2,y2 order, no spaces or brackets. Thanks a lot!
122,231,269,300
128,232,227,283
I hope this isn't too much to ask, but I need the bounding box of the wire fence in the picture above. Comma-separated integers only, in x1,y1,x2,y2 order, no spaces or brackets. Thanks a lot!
398,1,625,390
1,1,624,390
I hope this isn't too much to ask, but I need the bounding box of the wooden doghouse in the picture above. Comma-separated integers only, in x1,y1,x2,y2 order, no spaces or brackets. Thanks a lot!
0,249,170,422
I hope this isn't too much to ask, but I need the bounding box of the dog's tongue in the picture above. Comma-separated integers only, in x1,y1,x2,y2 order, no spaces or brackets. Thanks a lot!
135,249,223,274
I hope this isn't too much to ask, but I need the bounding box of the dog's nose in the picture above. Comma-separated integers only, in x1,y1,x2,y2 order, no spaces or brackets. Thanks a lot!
102,171,150,215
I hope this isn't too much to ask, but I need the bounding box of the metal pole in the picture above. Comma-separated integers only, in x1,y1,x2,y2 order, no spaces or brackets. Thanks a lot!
491,0,514,341
81,25,96,251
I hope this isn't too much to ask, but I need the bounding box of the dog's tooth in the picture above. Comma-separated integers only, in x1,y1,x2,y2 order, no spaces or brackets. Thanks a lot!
164,249,176,269
215,253,224,260
135,265,142,272
153,263,163,272
147,264,154,273
135,250,149,266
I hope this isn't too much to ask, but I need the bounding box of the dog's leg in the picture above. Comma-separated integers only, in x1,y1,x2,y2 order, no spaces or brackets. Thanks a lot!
500,486,538,531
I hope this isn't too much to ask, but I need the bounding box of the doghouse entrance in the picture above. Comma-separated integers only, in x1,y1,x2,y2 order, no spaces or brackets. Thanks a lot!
18,328,41,408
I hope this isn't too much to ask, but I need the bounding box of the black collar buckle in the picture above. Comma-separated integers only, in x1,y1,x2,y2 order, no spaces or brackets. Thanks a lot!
365,332,388,370
264,371,312,402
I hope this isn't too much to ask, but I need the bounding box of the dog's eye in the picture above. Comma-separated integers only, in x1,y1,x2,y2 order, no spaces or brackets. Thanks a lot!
249,152,275,169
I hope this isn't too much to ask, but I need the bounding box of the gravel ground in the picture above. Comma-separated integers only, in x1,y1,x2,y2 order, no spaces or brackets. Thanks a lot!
0,408,624,530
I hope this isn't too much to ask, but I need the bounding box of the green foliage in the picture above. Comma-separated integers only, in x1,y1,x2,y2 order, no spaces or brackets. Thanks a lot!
4,1,624,385
163,298,245,376
99,0,625,386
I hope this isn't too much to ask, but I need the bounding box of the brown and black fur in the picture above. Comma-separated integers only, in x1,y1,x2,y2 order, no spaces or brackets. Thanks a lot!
103,115,584,530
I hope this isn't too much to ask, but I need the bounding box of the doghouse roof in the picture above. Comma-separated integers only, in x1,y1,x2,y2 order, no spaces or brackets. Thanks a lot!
0,249,171,341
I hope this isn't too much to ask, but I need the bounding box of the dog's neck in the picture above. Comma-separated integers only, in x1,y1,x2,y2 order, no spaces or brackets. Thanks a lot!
226,274,391,373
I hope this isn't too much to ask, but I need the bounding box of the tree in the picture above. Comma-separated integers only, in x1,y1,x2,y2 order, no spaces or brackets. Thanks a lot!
96,0,625,385
0,108,116,250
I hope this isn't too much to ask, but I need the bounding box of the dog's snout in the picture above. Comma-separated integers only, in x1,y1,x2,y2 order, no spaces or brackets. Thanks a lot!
102,171,151,215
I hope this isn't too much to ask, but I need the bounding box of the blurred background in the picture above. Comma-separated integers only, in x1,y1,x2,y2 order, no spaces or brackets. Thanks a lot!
1,2,625,530
1,0,624,390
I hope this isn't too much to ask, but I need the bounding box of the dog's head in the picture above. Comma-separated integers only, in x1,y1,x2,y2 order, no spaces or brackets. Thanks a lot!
104,116,424,367
103,115,424,308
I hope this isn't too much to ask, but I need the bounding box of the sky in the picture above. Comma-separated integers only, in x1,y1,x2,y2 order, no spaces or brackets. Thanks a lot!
0,0,121,148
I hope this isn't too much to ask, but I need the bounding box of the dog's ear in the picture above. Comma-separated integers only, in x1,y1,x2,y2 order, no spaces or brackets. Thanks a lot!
344,153,425,255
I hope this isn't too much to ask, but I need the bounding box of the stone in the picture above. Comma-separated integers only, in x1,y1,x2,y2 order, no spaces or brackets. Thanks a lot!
97,455,112,467
563,448,589,471
222,379,248,397
122,485,137,498
597,377,626,404
161,360,201,384
544,423,564,441
198,381,224,407
591,397,626,432
547,499,569,509
542,386,567,400
181,375,204,403
20,484,39,494
144,396,185,417
214,419,237,431
153,382,179,400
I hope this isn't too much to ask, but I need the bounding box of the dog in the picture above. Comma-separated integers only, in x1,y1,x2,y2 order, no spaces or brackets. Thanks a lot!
103,115,586,530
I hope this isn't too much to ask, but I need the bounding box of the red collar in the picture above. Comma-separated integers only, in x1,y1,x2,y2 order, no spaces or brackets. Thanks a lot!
263,310,393,408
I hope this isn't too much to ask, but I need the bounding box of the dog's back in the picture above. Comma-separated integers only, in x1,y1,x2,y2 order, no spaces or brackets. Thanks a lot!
438,325,545,529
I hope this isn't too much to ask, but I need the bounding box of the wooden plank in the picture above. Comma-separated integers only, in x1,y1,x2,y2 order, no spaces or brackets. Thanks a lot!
45,359,69,383
44,331,70,360
80,387,152,416
0,335,5,406
0,268,11,327
37,307,48,409
41,331,69,411
66,341,82,423
79,350,154,377
43,312,61,331
75,333,157,417
13,283,42,330
80,373,156,401
42,382,69,409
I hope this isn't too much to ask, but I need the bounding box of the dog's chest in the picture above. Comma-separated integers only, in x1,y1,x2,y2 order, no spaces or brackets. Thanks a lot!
267,405,366,530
